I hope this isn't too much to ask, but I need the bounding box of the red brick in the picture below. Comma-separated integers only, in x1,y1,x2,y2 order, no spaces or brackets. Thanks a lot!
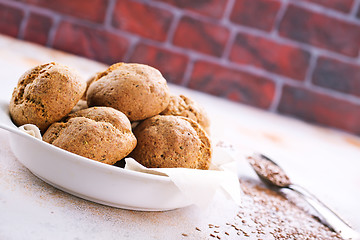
279,5,360,57
154,0,228,19
0,3,24,37
112,0,173,42
129,43,189,84
312,57,360,97
278,85,360,134
53,21,129,65
303,0,354,13
18,0,108,23
188,61,276,109
229,33,310,80
23,13,52,45
230,0,281,32
173,16,229,57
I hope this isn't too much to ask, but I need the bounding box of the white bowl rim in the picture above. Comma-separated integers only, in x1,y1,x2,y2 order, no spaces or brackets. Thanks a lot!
0,109,171,183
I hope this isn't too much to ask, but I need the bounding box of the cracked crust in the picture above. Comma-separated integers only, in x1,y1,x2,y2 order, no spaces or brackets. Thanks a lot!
161,95,210,134
86,63,170,121
130,115,212,169
43,107,137,165
9,62,86,132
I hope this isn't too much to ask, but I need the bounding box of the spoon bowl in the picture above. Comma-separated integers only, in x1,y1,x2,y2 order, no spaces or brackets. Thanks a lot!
247,153,291,188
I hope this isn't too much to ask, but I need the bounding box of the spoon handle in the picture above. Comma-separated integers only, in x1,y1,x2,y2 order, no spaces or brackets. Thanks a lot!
288,184,360,240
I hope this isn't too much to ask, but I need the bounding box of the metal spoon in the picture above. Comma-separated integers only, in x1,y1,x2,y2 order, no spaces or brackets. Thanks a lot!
247,153,360,240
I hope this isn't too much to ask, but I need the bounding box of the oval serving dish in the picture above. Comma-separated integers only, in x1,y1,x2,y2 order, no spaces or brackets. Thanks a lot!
0,101,191,211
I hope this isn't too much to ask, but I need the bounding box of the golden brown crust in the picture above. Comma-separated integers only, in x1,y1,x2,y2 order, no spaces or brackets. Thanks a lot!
86,63,170,121
130,115,212,169
43,107,137,165
161,94,210,133
183,116,212,170
9,62,86,132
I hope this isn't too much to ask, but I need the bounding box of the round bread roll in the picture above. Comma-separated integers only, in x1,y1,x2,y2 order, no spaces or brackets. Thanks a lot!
161,94,210,133
130,115,212,170
9,62,86,132
86,63,170,121
43,107,137,165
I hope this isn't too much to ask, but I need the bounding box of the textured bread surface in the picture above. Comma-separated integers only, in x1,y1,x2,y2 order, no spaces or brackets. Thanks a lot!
87,63,170,121
130,115,211,169
43,107,137,165
161,95,210,133
9,62,86,132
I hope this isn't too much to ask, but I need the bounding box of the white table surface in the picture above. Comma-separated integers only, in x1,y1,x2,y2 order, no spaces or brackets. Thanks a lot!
0,34,359,239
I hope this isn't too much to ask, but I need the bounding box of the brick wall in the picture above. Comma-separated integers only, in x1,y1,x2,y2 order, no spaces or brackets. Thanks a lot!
1,0,360,134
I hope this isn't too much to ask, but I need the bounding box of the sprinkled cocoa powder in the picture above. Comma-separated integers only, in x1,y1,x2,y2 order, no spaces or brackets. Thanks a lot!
247,154,291,187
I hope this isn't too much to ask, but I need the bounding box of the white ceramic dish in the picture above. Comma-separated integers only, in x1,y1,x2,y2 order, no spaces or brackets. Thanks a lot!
0,101,192,211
